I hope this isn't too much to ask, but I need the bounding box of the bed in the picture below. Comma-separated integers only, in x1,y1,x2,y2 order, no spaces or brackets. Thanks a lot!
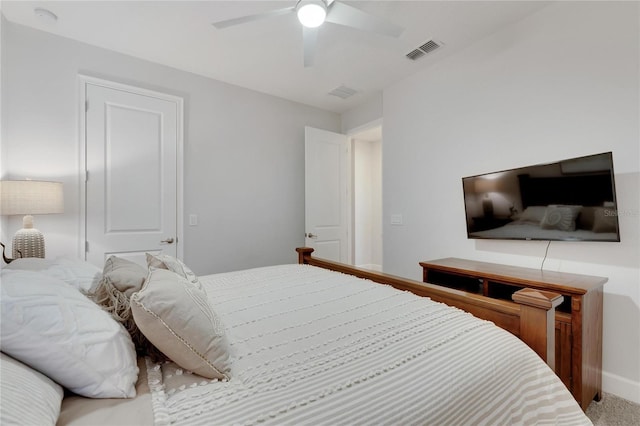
1,251,591,425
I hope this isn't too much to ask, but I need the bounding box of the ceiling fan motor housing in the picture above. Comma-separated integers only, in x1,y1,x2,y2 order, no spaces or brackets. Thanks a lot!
297,0,328,28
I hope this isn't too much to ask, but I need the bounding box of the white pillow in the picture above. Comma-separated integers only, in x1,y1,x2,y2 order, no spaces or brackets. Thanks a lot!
592,207,618,233
5,257,102,293
517,206,548,224
131,268,231,379
0,269,138,398
1,352,63,426
541,205,582,231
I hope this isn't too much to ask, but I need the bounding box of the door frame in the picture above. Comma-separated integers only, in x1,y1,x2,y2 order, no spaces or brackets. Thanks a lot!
345,118,383,269
77,75,184,261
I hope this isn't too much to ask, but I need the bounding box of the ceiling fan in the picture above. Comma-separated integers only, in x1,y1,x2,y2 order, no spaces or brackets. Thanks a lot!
212,0,404,67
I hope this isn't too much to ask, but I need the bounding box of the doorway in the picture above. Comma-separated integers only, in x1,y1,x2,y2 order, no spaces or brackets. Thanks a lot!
351,126,382,272
303,123,382,270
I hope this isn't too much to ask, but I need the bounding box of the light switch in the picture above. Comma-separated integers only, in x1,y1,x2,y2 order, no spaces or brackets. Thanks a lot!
390,214,403,225
189,214,198,226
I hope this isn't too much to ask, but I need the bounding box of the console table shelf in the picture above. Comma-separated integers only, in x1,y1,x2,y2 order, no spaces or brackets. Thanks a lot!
419,257,606,411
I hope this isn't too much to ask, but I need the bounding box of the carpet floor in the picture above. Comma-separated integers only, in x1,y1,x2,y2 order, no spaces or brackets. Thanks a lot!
585,393,640,425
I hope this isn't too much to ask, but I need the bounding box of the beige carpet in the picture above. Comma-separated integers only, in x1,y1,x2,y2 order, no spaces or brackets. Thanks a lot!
585,393,640,425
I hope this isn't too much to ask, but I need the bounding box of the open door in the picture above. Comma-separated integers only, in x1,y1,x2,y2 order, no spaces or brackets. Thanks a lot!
304,126,349,263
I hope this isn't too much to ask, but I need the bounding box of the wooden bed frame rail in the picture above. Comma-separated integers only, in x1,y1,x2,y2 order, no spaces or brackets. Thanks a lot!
296,247,563,371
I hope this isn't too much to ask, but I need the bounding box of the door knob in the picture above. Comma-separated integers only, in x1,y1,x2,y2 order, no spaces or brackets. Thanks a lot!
305,233,317,239
160,237,175,244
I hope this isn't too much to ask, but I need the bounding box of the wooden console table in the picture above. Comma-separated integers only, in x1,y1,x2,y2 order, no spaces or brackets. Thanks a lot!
419,257,606,411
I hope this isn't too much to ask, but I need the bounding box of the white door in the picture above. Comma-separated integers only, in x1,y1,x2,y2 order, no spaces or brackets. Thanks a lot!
304,126,349,263
83,78,183,267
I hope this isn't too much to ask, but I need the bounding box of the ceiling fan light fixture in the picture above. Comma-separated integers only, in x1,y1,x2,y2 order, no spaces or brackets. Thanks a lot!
34,7,58,24
297,0,327,28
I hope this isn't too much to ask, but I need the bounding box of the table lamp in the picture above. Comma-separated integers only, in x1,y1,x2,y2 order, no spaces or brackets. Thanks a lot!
0,180,64,259
474,178,499,218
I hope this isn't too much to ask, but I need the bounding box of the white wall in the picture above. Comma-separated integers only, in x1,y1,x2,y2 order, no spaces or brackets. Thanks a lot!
1,20,340,274
383,1,639,403
354,139,382,270
341,94,382,134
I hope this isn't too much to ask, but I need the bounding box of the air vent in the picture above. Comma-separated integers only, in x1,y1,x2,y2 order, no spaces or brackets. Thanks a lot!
405,49,425,61
328,85,358,100
406,39,442,61
419,40,440,54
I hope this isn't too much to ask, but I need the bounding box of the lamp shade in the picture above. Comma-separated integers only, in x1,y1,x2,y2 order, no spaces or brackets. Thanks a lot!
474,178,498,194
474,175,511,194
0,180,64,259
0,180,64,216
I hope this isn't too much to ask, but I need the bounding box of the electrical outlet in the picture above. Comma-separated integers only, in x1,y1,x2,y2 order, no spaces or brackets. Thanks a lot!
390,214,403,225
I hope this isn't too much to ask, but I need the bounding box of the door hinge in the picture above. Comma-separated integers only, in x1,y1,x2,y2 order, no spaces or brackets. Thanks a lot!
85,100,89,112
85,170,89,182
85,241,89,253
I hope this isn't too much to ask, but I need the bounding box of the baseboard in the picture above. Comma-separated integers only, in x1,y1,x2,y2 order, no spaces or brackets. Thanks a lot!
603,371,640,404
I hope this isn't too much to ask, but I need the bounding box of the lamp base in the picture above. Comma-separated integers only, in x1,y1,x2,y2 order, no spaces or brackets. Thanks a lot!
482,197,494,218
12,228,45,259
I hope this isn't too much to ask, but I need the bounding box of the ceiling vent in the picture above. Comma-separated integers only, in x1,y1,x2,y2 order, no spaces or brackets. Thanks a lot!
406,49,425,61
406,39,442,61
328,85,358,100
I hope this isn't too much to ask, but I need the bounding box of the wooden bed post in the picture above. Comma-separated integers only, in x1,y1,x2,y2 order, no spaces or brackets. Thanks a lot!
296,247,314,265
512,288,563,371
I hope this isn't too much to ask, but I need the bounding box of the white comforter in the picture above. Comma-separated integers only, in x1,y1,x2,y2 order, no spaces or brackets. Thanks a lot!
146,264,590,425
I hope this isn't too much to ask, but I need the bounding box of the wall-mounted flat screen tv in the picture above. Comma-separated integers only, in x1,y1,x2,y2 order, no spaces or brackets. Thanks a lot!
462,152,620,242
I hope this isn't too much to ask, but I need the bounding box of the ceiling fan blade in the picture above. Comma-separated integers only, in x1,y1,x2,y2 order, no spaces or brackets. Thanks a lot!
325,2,404,38
212,6,294,29
303,26,319,68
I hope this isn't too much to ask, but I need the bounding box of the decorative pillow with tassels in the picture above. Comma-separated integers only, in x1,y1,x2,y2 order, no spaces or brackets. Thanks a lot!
92,256,167,362
131,268,231,379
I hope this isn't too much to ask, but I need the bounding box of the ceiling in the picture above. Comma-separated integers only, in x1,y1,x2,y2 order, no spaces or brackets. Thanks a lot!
1,1,551,114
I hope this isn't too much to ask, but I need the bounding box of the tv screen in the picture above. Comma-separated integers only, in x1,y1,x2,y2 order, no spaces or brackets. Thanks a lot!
462,152,620,242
